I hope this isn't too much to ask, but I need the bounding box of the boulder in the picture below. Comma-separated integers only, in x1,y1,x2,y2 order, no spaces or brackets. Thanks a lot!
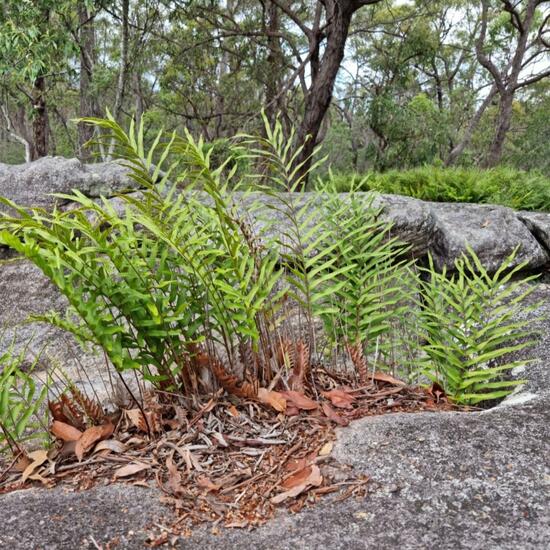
429,202,549,272
0,156,136,212
0,258,109,397
517,211,550,252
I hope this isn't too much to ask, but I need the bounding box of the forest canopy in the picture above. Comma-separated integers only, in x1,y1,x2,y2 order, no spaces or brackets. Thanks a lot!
0,0,549,176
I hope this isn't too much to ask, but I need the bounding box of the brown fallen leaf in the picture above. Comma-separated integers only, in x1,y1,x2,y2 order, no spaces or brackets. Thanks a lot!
280,390,318,411
372,372,406,386
75,423,114,461
257,388,287,412
94,439,127,454
318,441,334,456
321,402,349,426
197,475,221,492
271,465,323,504
227,405,240,417
282,466,313,489
51,420,83,442
113,462,151,479
21,450,49,483
322,389,356,409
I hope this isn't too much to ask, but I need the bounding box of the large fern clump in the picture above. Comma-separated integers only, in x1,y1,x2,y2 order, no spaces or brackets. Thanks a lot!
0,114,538,409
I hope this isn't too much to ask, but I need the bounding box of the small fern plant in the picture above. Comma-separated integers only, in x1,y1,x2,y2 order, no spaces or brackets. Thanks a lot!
417,247,538,405
0,337,49,453
317,185,416,381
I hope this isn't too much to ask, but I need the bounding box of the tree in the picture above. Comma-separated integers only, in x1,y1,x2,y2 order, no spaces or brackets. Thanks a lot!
476,0,550,167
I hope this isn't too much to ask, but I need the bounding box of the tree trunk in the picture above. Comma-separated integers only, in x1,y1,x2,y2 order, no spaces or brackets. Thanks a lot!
265,1,284,124
31,75,48,159
294,3,354,187
445,85,497,166
108,0,130,157
484,91,514,167
78,2,99,160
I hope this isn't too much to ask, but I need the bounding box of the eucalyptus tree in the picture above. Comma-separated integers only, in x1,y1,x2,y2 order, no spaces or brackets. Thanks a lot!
476,0,550,166
0,1,77,160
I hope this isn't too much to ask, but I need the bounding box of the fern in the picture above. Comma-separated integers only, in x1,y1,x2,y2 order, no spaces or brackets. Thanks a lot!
0,336,49,452
417,247,537,404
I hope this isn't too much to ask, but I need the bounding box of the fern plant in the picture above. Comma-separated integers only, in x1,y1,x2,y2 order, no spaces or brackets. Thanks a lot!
417,248,537,404
0,337,49,452
0,114,284,394
317,185,416,381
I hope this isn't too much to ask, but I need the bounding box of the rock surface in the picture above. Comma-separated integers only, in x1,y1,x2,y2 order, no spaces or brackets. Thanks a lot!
0,156,135,212
429,202,549,272
1,156,549,270
1,285,549,550
0,258,110,397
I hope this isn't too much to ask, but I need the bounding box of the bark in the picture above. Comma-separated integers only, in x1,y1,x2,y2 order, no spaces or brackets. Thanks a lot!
78,2,99,160
265,1,284,124
485,91,514,168
445,85,497,166
109,0,130,157
294,2,356,186
112,0,130,120
31,75,48,159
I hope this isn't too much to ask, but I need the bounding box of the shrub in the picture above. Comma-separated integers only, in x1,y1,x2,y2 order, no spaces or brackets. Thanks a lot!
323,166,550,212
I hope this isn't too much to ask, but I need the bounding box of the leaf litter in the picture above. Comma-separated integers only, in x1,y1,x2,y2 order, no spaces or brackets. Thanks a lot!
0,370,466,536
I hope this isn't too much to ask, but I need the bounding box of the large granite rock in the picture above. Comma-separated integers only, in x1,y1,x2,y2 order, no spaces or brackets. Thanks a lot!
0,156,136,211
0,258,110,397
517,211,550,251
1,286,549,549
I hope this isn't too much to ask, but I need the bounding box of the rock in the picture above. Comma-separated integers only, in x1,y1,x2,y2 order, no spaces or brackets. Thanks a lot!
0,156,136,212
517,211,550,252
375,194,435,257
0,258,110,398
429,202,549,272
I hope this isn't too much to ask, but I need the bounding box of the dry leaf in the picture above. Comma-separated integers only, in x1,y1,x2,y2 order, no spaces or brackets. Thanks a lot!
21,450,49,483
75,423,114,461
197,475,221,492
282,466,313,489
113,462,151,479
372,372,406,386
318,441,334,456
271,465,323,504
227,405,240,417
94,439,127,454
321,402,349,426
126,409,148,432
280,390,318,411
258,388,287,412
165,454,182,494
51,420,83,442
322,389,356,409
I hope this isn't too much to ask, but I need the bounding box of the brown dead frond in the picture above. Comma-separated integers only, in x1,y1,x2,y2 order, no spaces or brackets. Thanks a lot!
346,341,369,385
208,354,258,398
68,384,105,424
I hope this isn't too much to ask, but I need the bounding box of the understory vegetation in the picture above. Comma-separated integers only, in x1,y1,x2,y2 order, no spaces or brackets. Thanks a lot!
0,116,539,456
323,167,550,212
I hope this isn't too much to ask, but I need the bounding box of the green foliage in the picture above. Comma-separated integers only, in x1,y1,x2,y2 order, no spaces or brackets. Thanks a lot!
317,186,414,363
0,337,48,452
417,248,537,405
325,166,550,212
0,113,284,391
0,115,537,410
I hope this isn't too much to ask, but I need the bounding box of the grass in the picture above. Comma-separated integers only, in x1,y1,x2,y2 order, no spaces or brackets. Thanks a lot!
322,166,550,212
